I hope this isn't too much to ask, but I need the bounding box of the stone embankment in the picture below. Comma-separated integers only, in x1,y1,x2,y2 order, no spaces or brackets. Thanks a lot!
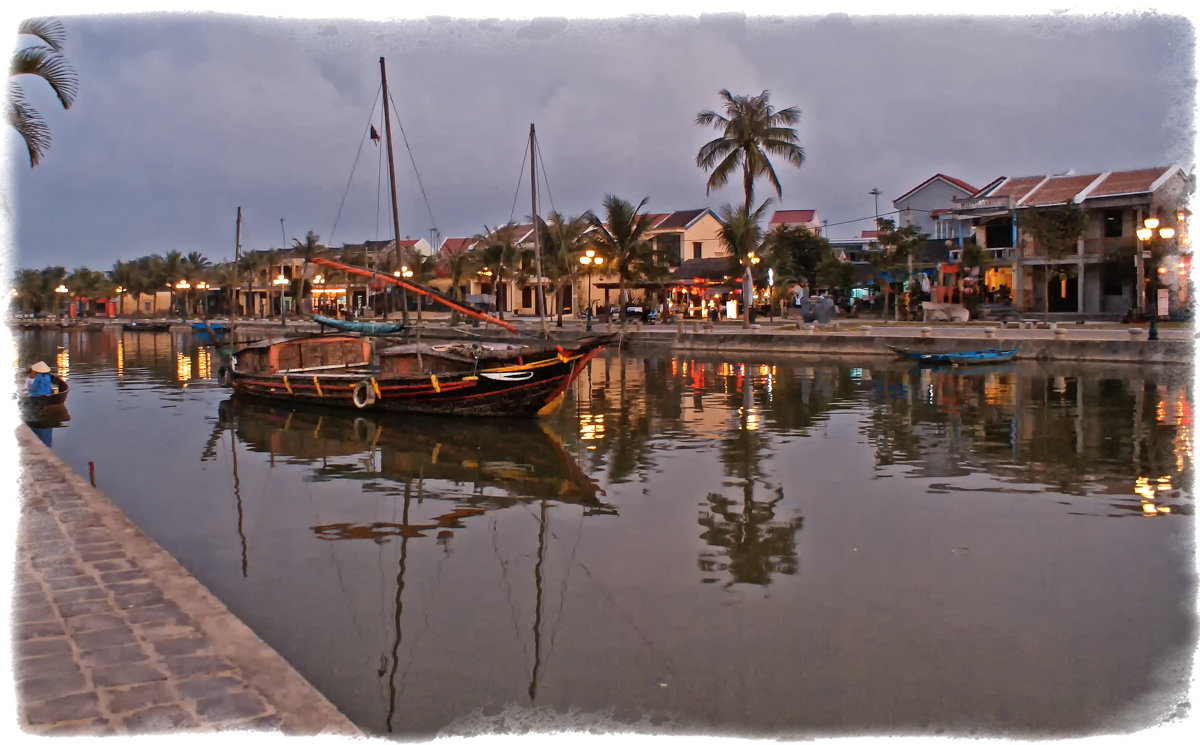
11,425,360,736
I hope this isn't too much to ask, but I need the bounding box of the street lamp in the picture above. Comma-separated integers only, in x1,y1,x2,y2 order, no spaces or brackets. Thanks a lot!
312,274,325,312
1136,216,1176,313
115,286,125,318
743,251,761,326
55,284,68,319
579,249,604,331
273,273,289,325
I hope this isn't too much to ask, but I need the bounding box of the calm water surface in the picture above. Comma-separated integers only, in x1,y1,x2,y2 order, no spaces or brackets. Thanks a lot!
11,328,1196,738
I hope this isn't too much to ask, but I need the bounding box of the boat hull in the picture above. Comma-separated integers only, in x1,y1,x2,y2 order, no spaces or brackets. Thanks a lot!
17,373,70,423
889,346,1019,365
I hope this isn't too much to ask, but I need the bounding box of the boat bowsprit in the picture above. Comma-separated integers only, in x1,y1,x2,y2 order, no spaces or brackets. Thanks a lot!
889,346,1019,365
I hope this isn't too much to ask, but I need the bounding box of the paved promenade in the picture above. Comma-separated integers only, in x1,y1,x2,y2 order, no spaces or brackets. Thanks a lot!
11,425,360,736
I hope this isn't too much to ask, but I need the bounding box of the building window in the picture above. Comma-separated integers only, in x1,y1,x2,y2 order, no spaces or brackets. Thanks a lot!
692,242,703,260
522,286,533,307
1104,210,1123,238
935,220,956,240
656,234,682,267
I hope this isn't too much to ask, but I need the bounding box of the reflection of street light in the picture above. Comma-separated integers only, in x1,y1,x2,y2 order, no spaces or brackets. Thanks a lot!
579,249,604,331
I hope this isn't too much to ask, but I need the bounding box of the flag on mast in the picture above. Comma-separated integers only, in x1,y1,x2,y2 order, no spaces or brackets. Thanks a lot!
370,125,380,145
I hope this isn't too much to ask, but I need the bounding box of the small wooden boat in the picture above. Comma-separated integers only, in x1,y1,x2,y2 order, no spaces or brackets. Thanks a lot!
312,313,405,335
16,373,70,422
123,320,173,332
889,346,1019,365
191,322,228,335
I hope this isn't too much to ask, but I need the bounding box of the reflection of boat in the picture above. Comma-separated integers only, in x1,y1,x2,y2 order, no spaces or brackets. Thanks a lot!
312,313,405,336
16,373,70,422
889,346,1018,365
218,396,611,511
226,330,611,417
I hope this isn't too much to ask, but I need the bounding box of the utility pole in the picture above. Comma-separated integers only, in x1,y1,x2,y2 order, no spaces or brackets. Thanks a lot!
869,188,881,230
279,217,287,325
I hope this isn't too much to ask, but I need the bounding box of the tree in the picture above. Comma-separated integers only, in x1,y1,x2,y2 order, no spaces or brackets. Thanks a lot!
717,201,772,328
182,251,212,316
814,255,856,298
583,195,656,325
1016,201,1088,318
873,218,925,321
474,223,522,319
762,223,831,296
695,89,805,211
290,231,325,318
239,251,266,317
537,212,590,327
7,18,78,167
441,240,478,325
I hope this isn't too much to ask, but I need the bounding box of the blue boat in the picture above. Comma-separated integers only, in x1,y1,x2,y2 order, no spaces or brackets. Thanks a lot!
889,345,1019,365
191,322,228,334
312,313,405,336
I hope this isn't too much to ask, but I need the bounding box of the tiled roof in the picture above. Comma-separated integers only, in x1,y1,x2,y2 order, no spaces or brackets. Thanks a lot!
1021,173,1102,207
893,173,978,204
769,209,817,225
989,176,1046,202
439,237,475,254
655,209,710,230
1086,167,1173,197
672,257,734,281
642,213,671,229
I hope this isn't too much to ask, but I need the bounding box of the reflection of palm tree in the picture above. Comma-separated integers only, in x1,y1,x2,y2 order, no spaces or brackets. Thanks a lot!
699,370,803,586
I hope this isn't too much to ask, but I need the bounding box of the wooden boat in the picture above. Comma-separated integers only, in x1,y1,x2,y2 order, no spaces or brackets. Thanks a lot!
312,313,405,335
191,322,228,335
123,320,173,332
224,331,612,417
16,373,70,422
889,345,1019,365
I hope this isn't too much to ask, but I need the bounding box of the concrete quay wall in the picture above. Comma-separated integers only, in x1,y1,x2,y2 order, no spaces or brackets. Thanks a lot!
619,327,1193,365
11,425,360,736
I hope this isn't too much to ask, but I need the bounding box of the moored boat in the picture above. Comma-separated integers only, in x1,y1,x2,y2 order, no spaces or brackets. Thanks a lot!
223,331,612,417
889,346,1019,365
312,313,405,336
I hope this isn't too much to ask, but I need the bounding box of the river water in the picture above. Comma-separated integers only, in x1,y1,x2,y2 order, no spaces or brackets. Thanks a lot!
10,327,1196,738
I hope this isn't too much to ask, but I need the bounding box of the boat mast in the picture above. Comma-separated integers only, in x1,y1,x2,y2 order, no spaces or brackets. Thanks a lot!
229,207,240,361
380,57,408,325
530,124,549,337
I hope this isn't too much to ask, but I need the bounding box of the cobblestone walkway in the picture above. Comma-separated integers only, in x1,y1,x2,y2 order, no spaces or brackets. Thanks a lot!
11,425,360,736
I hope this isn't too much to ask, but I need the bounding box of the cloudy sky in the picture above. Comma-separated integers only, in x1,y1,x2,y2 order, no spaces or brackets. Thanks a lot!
2,2,1196,274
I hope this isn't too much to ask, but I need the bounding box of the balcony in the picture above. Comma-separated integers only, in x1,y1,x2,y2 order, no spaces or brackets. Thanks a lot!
949,247,1016,262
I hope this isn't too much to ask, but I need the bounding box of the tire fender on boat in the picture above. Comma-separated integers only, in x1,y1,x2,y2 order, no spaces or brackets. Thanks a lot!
216,365,233,388
352,380,376,409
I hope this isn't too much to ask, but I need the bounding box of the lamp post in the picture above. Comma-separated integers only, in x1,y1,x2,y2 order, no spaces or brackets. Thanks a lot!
273,274,288,325
579,249,604,331
1136,216,1176,314
743,251,761,327
174,279,190,317
115,286,125,318
312,274,325,314
55,284,68,319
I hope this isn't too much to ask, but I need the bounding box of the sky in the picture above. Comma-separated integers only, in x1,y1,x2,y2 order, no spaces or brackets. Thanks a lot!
1,2,1197,276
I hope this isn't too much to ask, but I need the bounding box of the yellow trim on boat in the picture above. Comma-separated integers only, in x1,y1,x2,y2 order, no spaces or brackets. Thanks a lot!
313,376,322,397
430,374,440,393
537,390,567,417
370,377,381,398
283,376,292,394
488,353,581,374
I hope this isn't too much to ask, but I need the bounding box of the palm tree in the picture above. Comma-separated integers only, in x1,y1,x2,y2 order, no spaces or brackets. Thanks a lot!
474,223,523,320
239,251,266,317
696,89,805,211
109,260,138,317
291,231,325,317
441,240,477,324
7,18,78,168
718,201,772,328
538,212,591,327
65,267,110,316
583,195,656,325
182,251,212,316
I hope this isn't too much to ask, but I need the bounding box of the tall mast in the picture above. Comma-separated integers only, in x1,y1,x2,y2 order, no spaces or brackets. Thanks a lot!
380,57,408,324
230,206,240,360
530,123,549,336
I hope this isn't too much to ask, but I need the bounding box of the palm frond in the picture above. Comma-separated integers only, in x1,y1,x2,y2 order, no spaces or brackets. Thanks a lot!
11,46,78,109
18,18,67,53
5,82,50,166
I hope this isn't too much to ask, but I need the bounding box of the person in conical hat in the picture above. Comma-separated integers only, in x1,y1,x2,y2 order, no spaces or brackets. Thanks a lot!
27,361,54,397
